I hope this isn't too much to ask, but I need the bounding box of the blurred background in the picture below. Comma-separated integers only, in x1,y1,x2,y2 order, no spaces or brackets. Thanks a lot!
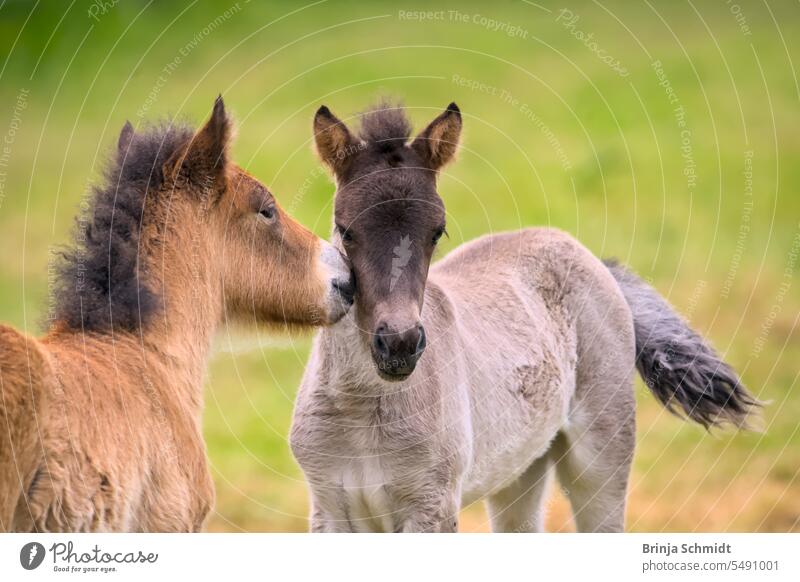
0,0,798,532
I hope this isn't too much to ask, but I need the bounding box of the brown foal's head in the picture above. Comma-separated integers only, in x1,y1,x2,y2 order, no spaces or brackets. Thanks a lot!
162,97,354,328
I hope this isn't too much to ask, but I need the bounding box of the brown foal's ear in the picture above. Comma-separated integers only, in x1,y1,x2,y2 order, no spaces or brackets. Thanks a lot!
164,95,232,193
313,105,358,176
118,121,134,155
411,103,462,171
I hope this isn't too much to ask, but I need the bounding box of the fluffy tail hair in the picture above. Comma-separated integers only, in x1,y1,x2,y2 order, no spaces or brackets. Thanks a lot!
604,260,760,429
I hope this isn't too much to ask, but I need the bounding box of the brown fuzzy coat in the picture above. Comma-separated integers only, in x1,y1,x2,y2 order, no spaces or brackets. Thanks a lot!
0,98,353,531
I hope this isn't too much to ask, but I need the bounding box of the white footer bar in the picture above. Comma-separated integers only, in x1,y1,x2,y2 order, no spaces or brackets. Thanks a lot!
1,533,797,581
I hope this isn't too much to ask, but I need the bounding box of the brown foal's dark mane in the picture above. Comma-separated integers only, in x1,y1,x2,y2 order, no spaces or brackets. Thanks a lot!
53,122,194,332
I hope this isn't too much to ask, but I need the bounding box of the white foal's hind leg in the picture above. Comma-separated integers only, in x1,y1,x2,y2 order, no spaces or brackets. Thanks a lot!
551,380,636,533
485,454,552,532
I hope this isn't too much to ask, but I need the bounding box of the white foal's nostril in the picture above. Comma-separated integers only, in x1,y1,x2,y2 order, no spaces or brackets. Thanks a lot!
320,241,354,322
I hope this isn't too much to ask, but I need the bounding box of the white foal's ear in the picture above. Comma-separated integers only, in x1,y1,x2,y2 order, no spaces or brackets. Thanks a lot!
411,102,462,171
313,105,357,177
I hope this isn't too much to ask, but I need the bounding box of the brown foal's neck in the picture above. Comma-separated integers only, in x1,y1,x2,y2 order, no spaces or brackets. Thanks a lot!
140,202,223,406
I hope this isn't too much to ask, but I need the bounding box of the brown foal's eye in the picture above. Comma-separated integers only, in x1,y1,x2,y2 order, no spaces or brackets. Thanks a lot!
432,226,447,245
258,206,276,221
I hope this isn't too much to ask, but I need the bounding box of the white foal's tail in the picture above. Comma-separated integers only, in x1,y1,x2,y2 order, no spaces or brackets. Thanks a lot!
604,260,761,429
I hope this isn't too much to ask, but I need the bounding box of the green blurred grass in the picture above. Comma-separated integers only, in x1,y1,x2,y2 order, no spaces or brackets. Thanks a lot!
1,0,798,531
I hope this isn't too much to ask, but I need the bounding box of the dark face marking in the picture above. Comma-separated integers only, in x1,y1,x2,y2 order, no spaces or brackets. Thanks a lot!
314,102,461,380
335,151,445,334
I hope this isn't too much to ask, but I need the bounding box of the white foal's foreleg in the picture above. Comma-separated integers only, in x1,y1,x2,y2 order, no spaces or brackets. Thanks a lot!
486,453,552,532
399,486,461,533
310,508,343,532
551,387,636,533
309,492,351,532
